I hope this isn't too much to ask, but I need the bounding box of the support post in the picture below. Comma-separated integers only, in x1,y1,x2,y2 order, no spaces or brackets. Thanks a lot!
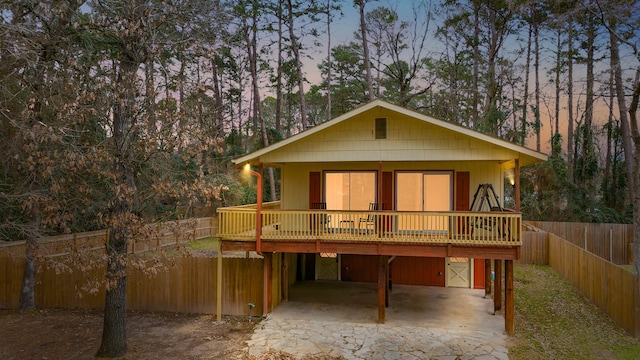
505,260,514,335
515,159,520,212
242,163,263,255
377,161,383,238
485,259,492,297
216,239,222,322
635,274,640,339
283,254,289,302
494,259,502,313
378,255,387,323
385,261,390,307
262,252,272,316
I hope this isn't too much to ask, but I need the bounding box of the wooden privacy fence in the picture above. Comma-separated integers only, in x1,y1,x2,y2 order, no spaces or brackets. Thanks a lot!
0,216,291,317
0,217,218,258
0,253,270,316
548,233,640,338
518,229,549,265
519,221,639,338
527,221,634,265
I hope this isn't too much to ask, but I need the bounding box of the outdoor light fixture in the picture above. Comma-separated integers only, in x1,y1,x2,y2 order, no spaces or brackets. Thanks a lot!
243,163,263,256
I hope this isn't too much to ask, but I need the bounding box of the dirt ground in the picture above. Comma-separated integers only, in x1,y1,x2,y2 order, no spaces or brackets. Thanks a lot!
0,309,332,360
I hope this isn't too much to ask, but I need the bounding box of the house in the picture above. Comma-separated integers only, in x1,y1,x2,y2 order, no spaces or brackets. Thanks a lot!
216,100,548,334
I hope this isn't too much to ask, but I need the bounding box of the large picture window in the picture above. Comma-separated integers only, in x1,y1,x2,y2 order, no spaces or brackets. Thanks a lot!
324,172,376,210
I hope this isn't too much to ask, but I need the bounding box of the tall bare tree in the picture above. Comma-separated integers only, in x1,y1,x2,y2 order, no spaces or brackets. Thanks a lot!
286,0,309,129
356,0,375,100
567,19,575,182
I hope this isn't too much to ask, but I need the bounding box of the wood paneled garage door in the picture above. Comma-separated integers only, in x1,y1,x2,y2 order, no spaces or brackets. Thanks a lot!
341,255,445,287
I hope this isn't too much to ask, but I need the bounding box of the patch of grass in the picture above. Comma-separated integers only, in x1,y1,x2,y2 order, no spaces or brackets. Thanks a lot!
510,264,640,360
619,264,636,274
186,237,219,251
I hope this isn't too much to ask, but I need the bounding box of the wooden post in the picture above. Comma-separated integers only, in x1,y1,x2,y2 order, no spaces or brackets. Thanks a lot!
634,274,640,339
283,254,289,302
494,259,502,313
505,260,515,335
377,161,383,209
378,255,387,323
385,260,390,307
263,252,273,316
584,226,587,251
610,229,613,262
485,259,492,297
515,159,520,212
388,259,393,291
216,239,222,322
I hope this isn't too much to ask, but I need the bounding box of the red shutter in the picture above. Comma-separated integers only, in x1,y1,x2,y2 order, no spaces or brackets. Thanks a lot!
309,172,321,207
381,172,393,210
455,171,470,211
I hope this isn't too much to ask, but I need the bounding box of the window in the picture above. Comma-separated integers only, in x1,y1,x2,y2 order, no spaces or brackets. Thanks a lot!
324,172,376,210
375,117,387,139
319,253,337,258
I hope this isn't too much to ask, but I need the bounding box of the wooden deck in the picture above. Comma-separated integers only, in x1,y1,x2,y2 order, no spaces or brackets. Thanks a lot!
217,205,522,259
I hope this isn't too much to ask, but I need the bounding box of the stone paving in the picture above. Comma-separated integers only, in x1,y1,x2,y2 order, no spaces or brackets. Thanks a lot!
246,282,509,359
247,317,509,359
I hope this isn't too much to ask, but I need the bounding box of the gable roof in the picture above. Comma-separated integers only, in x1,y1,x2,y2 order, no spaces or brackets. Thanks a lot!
233,99,548,167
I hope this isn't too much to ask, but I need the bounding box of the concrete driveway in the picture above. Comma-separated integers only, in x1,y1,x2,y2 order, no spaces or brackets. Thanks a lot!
247,281,509,359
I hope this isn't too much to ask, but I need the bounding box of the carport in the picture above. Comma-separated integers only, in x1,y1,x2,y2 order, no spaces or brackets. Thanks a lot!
278,280,504,332
247,280,509,359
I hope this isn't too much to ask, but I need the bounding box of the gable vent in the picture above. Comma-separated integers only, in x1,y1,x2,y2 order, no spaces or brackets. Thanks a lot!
375,117,387,139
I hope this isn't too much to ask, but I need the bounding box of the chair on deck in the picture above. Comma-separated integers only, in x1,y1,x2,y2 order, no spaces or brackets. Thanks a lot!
310,202,331,231
358,203,379,230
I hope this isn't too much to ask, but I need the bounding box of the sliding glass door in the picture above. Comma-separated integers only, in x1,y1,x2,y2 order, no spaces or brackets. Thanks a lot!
324,172,376,210
396,172,452,232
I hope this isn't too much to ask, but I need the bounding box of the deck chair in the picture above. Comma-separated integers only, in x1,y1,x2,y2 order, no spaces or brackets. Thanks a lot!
358,203,378,229
310,202,331,231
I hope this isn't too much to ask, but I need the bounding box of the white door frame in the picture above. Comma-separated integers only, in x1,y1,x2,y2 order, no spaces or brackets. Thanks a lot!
445,257,471,288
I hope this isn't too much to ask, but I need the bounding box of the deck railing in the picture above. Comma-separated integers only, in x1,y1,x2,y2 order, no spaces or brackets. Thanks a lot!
217,205,521,246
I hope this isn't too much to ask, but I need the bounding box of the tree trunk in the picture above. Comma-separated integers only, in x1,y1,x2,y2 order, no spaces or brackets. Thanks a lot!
554,30,560,145
534,22,541,152
358,0,374,101
96,226,129,357
18,206,40,313
287,0,308,130
603,58,616,208
145,53,156,136
326,0,332,119
245,8,277,201
522,22,532,146
628,80,640,276
472,1,480,128
276,0,284,131
482,3,500,135
96,49,140,359
580,14,596,189
610,25,635,204
567,21,574,182
211,58,224,135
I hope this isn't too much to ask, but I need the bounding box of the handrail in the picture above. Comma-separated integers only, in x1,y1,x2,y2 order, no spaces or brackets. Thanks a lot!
217,208,522,246
217,201,281,211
